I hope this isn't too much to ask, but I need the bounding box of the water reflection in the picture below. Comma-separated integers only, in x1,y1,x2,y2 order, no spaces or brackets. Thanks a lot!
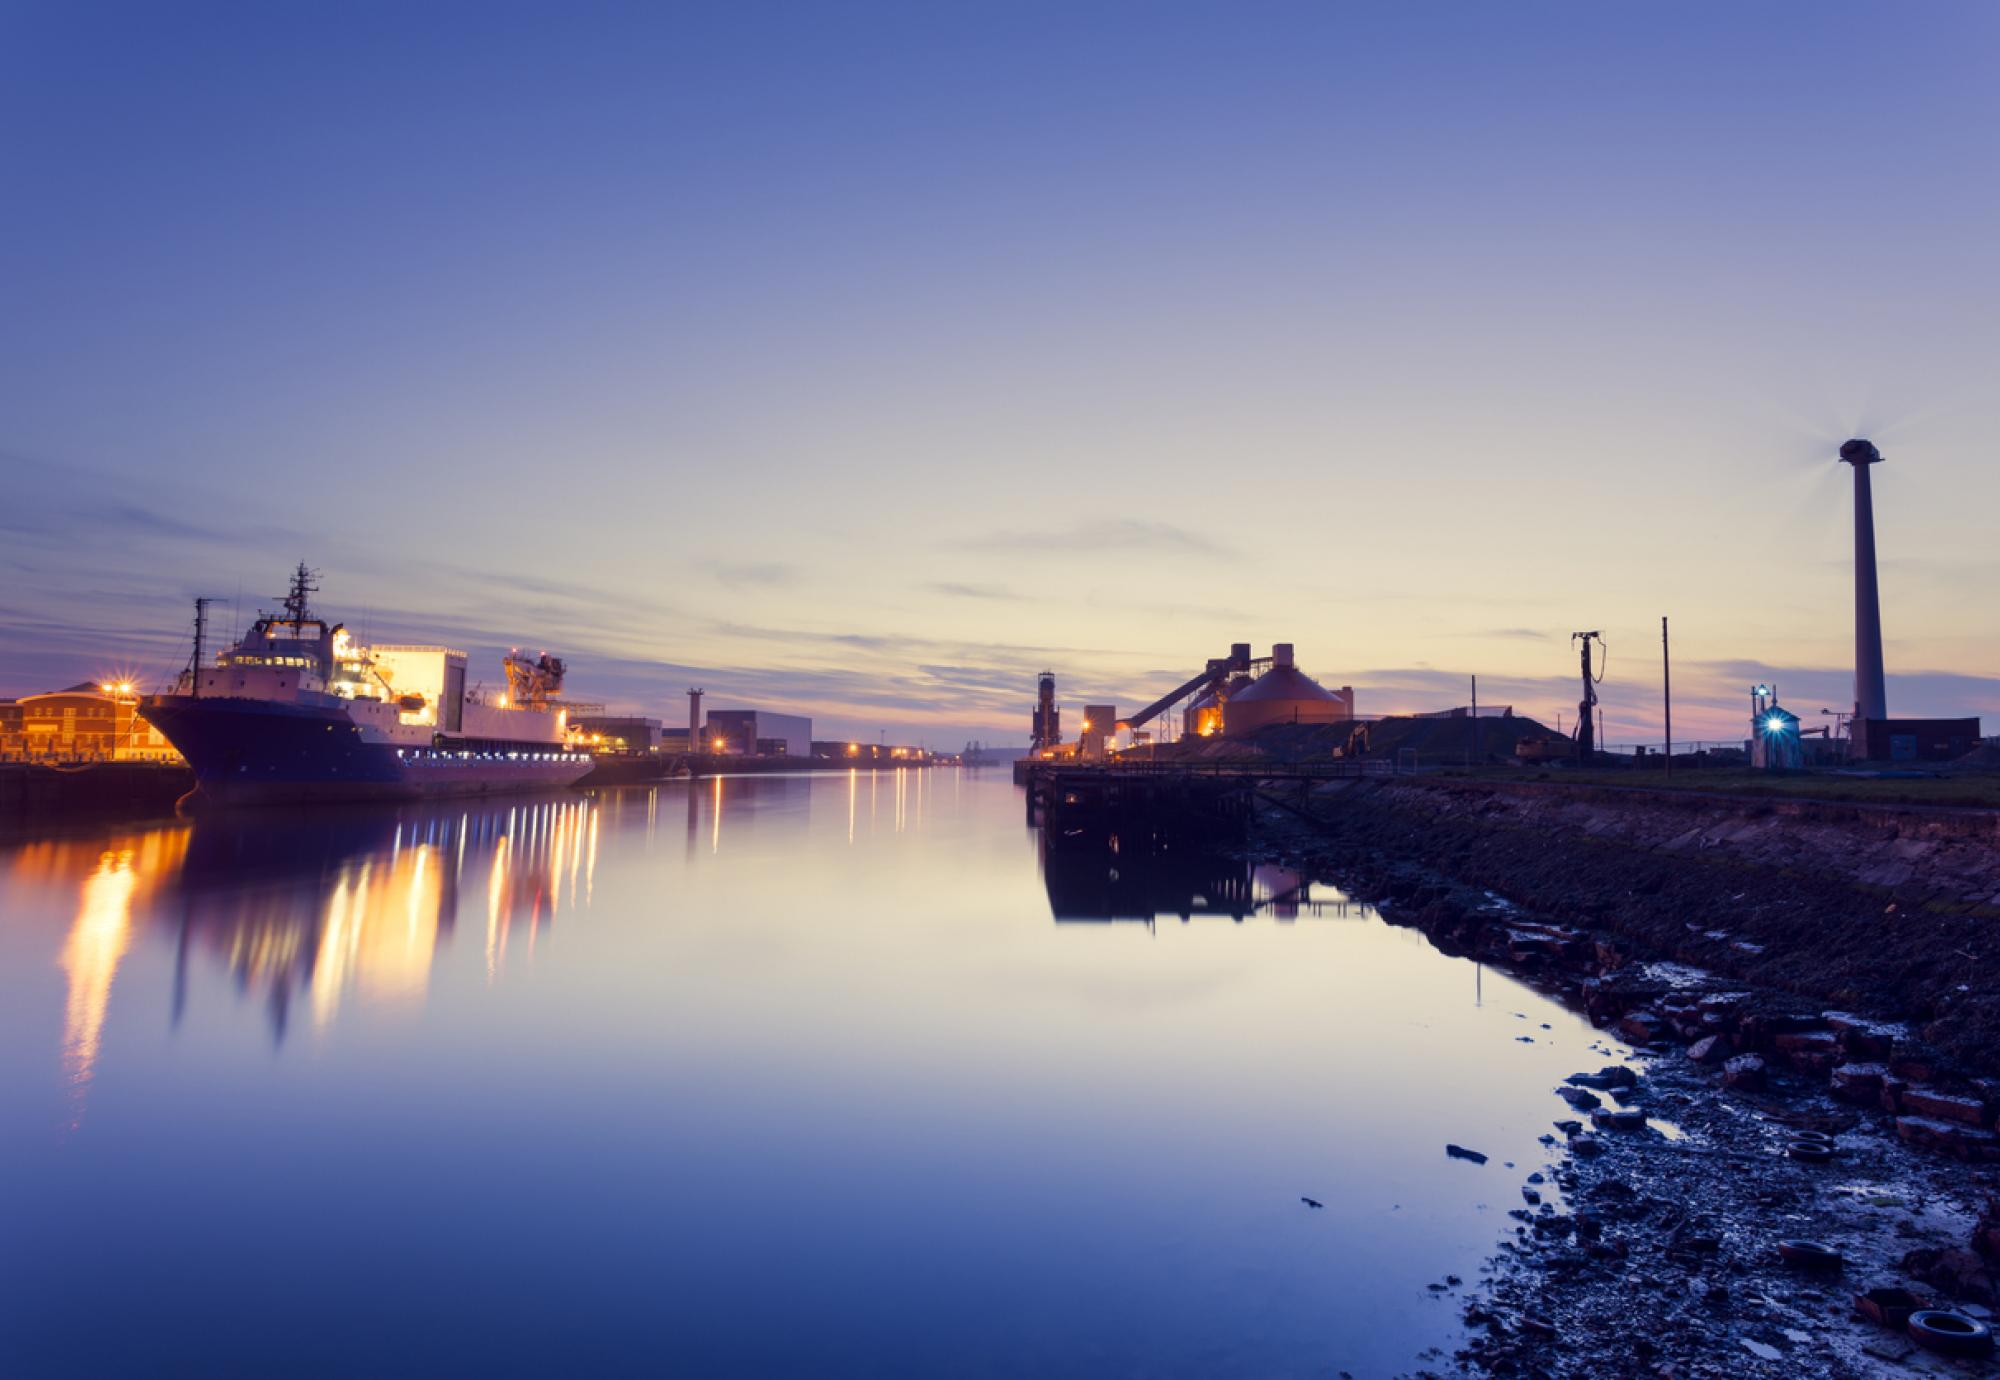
309,841,446,1027
33,798,604,1047
1039,831,1361,924
30,782,848,1067
8,829,193,1127
60,850,138,1125
2,772,1630,1378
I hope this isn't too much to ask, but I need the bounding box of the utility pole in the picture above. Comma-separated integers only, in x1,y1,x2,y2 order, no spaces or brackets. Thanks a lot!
1661,616,1672,779
1468,674,1478,768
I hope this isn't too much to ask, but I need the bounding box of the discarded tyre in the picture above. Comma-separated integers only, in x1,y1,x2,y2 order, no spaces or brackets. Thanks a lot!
1907,1309,1995,1359
1790,1129,1836,1145
1775,1239,1843,1271
1786,1140,1835,1163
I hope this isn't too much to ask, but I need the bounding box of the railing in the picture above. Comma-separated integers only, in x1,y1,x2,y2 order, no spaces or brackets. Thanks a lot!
1030,758,1397,780
1599,740,1750,758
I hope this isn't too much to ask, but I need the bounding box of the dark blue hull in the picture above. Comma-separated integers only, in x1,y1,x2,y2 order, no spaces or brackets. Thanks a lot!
140,695,590,805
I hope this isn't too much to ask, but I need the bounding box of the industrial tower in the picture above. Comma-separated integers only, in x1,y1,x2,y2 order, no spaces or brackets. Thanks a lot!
1839,439,1888,734
1030,671,1061,752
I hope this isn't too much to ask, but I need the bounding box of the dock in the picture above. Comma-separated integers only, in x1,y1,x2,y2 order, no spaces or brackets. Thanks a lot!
1019,759,1394,852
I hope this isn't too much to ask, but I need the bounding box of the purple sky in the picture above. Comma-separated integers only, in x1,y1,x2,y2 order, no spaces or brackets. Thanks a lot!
4,2,1997,745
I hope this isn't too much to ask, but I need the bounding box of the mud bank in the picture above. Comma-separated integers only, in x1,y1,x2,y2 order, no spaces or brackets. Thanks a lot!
1246,781,2000,1377
1280,777,2000,1081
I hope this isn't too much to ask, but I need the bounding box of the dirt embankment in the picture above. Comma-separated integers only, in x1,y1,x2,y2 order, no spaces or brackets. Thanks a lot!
1276,777,2000,1080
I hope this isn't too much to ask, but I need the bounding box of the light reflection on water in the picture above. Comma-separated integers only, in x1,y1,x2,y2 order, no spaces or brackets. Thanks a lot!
0,770,1618,1378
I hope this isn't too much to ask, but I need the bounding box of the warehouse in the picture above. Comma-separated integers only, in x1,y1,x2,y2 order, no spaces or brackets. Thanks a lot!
704,709,811,758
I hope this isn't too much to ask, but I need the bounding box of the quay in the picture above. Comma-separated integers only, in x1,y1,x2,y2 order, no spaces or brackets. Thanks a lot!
0,761,195,816
1018,758,1396,852
580,753,951,787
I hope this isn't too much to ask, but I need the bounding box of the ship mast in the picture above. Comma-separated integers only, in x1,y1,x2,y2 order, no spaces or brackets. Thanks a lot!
189,597,215,698
283,562,320,626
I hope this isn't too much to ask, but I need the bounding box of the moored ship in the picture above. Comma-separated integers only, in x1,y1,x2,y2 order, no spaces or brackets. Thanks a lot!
141,565,593,805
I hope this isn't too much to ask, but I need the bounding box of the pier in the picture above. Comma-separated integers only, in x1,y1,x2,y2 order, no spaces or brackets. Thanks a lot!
1020,758,1396,852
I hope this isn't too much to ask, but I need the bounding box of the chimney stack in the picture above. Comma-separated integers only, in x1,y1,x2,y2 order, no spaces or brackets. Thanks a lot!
1839,439,1888,728
688,687,704,752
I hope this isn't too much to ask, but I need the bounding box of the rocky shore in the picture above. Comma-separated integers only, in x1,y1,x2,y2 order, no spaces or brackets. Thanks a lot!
1284,776,2000,1080
1248,779,2000,1377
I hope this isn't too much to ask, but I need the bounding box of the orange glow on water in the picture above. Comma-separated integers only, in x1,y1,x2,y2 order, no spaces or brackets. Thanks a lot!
59,849,138,1126
487,834,512,981
310,844,445,1029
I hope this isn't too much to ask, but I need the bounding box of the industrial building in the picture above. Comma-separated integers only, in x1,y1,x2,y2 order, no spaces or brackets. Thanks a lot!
569,715,665,754
1750,696,1803,771
1080,705,1116,760
1027,644,1356,758
1183,667,1253,737
1853,717,1982,763
812,740,934,762
1220,645,1354,738
705,709,811,758
1030,671,1061,751
568,703,825,760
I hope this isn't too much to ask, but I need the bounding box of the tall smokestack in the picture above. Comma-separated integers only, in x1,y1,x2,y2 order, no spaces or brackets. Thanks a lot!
1839,439,1888,726
688,687,704,752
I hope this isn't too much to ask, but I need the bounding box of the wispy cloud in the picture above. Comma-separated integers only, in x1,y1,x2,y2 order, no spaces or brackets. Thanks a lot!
1440,627,1552,641
964,520,1231,557
928,581,1022,601
700,560,800,588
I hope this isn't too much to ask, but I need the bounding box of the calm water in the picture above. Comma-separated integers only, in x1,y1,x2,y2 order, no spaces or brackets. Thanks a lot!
0,770,1622,1378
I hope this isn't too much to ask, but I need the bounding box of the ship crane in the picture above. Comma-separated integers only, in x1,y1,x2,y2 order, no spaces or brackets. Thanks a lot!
503,650,567,707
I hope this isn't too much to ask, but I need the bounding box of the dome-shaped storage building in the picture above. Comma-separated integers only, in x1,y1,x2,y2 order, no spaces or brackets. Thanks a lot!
1221,645,1355,738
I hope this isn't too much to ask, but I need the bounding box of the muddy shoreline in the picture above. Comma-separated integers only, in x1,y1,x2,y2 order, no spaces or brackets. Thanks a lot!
1245,785,2000,1377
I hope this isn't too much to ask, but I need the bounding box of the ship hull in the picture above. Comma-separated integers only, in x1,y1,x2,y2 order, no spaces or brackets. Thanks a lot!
141,695,591,806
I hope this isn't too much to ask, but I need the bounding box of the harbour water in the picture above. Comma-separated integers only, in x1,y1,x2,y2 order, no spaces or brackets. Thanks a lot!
0,771,1625,1378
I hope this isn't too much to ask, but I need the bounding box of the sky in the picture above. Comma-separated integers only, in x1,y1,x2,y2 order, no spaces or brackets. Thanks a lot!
3,1,1997,747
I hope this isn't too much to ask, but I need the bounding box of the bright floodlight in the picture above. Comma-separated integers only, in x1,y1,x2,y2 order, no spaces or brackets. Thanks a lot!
1765,715,1787,733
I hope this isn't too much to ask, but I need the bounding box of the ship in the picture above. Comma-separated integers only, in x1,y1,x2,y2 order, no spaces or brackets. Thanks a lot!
140,564,594,805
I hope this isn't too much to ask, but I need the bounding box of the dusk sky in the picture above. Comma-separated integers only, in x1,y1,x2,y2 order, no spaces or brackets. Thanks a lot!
4,1,1996,745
